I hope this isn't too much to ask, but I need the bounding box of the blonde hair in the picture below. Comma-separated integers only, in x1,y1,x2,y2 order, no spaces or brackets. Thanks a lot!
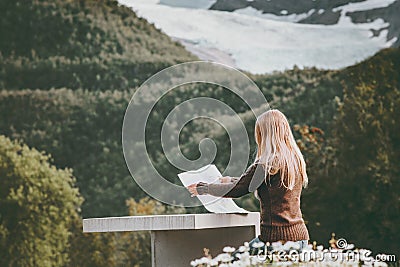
254,109,308,189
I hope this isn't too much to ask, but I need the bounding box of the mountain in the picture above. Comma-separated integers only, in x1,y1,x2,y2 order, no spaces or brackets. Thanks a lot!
0,0,196,90
210,0,400,47
122,0,397,74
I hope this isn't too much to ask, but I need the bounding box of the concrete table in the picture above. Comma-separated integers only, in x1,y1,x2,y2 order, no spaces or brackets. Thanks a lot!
83,212,260,267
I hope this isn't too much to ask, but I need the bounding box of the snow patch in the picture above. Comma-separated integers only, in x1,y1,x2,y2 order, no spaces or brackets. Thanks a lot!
234,6,315,23
118,0,395,74
332,0,394,41
333,0,397,13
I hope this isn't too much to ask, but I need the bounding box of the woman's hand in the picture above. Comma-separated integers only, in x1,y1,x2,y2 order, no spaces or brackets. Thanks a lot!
219,176,232,183
187,183,198,197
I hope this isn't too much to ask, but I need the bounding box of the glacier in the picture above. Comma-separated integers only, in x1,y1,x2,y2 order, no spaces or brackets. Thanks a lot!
118,0,396,74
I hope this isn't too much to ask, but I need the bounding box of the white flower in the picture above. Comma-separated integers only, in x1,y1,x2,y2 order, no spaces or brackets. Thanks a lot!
239,251,250,259
244,242,249,247
190,260,197,266
229,260,243,267
239,258,250,266
195,257,210,265
250,256,261,265
239,256,251,266
209,259,219,266
216,253,234,263
238,245,247,252
271,241,284,249
223,246,236,253
283,241,300,251
192,259,202,266
305,244,313,250
251,241,265,248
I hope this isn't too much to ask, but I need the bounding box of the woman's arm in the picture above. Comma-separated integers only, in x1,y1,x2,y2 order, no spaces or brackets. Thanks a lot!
191,163,265,198
219,176,239,183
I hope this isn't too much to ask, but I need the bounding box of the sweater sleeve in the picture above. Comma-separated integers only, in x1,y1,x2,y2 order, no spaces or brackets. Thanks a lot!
196,163,266,198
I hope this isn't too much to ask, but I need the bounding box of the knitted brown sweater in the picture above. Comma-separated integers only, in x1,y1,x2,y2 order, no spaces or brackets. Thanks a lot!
196,162,309,243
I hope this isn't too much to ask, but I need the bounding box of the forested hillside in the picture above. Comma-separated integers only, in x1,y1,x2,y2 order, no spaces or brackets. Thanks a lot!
329,48,400,256
0,65,342,218
0,0,195,90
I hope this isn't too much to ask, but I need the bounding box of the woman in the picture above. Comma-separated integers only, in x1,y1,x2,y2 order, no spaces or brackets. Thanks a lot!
187,109,309,253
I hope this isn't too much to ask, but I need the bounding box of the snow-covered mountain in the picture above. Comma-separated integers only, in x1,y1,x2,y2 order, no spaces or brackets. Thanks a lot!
210,0,400,47
118,0,398,74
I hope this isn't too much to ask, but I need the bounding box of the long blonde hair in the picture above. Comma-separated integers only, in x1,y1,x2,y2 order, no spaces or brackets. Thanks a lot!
254,109,308,189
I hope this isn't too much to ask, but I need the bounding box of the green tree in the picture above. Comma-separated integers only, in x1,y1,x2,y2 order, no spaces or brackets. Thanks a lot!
332,73,400,256
0,89,141,217
0,135,82,266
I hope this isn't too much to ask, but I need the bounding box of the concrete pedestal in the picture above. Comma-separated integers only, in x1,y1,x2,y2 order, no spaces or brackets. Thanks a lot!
151,226,255,266
83,212,260,267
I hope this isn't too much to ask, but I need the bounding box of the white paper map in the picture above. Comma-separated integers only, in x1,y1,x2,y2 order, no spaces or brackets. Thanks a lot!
178,164,248,213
